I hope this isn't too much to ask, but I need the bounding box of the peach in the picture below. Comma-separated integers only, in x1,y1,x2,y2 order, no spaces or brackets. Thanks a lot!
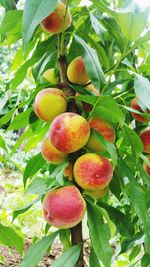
67,56,89,85
140,129,150,153
73,153,113,191
41,137,67,165
86,186,108,200
42,68,58,84
64,162,73,181
130,97,150,122
143,155,150,175
41,2,71,34
33,88,67,122
76,83,99,111
49,112,90,153
86,118,115,151
43,185,86,229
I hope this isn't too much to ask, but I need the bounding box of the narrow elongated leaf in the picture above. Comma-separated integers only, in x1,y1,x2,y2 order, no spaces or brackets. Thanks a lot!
92,95,125,125
0,10,22,33
7,108,33,131
0,107,16,127
123,124,143,161
119,159,150,253
0,136,7,151
20,232,58,267
24,178,48,195
22,0,58,48
141,254,150,267
0,223,23,254
23,153,46,187
134,74,150,110
89,247,101,267
87,203,112,267
74,34,106,90
13,197,40,221
51,244,81,267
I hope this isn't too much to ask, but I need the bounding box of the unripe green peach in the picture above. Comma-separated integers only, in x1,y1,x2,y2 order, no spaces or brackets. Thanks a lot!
86,118,115,151
41,137,67,165
73,153,113,191
42,68,58,84
49,112,90,153
67,56,89,85
140,129,150,153
130,97,150,122
43,185,86,229
33,88,67,122
143,155,150,175
41,2,71,34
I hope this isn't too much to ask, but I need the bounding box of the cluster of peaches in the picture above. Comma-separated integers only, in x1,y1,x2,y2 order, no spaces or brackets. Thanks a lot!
32,1,150,230
130,98,150,175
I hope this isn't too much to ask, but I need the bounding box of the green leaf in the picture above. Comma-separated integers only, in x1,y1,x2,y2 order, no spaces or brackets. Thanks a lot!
51,244,81,267
0,107,16,128
89,247,101,267
134,74,150,110
0,223,23,254
60,229,71,252
0,136,7,151
119,159,150,253
117,10,148,43
129,245,141,261
123,124,143,161
87,203,112,267
141,254,150,267
23,153,46,187
0,10,22,34
92,129,117,166
7,108,33,131
92,95,125,125
24,178,49,195
22,0,58,49
20,231,58,267
13,197,40,221
74,34,106,90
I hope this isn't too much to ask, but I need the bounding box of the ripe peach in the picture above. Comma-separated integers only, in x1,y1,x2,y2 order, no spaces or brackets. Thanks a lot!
73,153,113,191
33,88,67,122
64,163,73,181
86,186,108,200
43,185,86,229
76,83,99,111
140,129,150,153
41,137,67,165
143,155,150,175
49,112,90,153
130,97,150,122
42,68,58,84
67,56,89,85
41,2,71,34
86,118,115,151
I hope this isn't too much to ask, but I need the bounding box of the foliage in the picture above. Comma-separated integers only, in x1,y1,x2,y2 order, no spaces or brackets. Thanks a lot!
0,0,150,266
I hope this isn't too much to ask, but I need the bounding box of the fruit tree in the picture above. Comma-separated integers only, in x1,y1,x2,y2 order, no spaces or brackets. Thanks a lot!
0,0,150,266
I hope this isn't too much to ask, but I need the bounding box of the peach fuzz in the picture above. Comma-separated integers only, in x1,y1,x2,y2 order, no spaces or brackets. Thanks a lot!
64,162,73,181
86,186,108,200
42,68,58,84
76,84,99,111
41,137,67,165
73,153,113,191
41,2,71,34
43,185,86,229
143,155,150,175
67,56,89,85
33,88,67,122
86,118,115,152
49,112,90,153
140,129,150,153
130,97,150,122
